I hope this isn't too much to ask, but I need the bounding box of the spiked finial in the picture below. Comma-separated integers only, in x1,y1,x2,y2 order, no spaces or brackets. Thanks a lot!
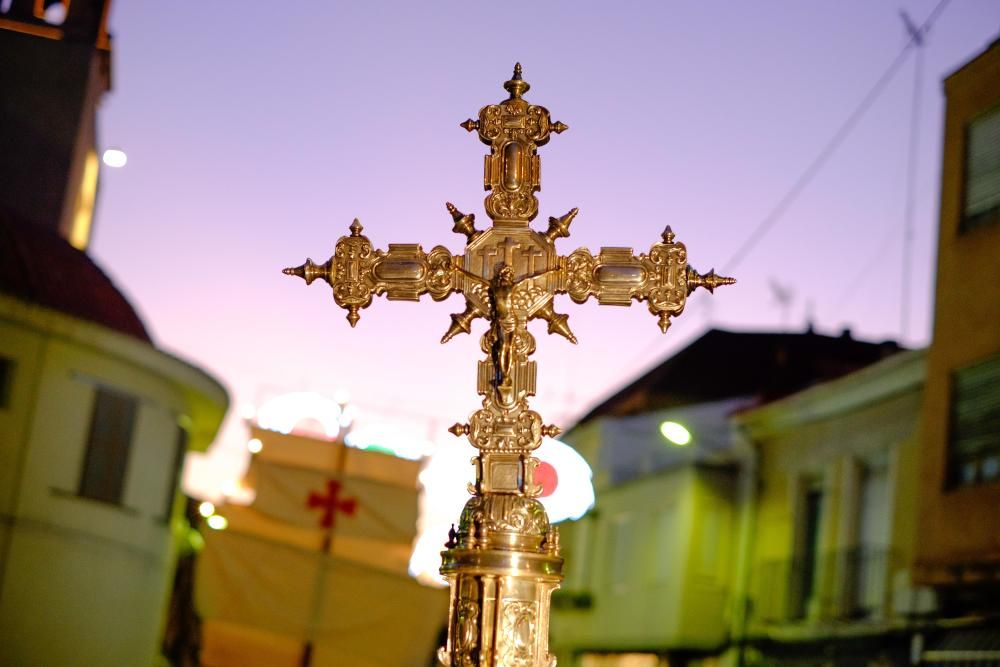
504,62,530,99
686,266,737,295
349,218,363,236
448,423,470,437
442,300,481,344
662,226,675,244
282,257,330,285
446,202,479,241
545,208,579,242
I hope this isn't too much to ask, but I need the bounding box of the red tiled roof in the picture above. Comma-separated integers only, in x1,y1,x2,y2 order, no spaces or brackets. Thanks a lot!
0,212,151,343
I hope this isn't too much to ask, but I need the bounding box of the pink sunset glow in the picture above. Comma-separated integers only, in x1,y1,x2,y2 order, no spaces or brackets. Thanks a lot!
88,1,1000,498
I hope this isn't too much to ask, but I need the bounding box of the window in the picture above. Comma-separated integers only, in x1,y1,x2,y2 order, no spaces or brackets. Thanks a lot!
161,426,189,519
0,356,13,409
79,388,138,504
607,514,634,592
792,482,825,620
949,354,1000,487
962,106,1000,232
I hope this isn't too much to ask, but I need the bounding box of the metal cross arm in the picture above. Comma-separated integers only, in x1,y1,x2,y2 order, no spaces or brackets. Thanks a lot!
282,218,459,327
283,213,734,335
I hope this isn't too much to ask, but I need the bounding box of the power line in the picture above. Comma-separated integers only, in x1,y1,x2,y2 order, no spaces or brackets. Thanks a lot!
834,1,950,320
900,8,927,343
721,0,951,274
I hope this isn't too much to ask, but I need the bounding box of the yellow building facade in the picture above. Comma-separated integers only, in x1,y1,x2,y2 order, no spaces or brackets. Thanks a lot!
914,36,1000,589
734,351,928,664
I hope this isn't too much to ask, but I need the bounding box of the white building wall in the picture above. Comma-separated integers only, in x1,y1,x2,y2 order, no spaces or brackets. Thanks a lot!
0,301,226,666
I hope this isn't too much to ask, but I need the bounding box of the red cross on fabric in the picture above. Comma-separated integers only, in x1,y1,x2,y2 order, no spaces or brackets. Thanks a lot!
306,479,357,529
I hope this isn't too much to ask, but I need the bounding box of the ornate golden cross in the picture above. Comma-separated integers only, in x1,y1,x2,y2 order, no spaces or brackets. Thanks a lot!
284,63,733,667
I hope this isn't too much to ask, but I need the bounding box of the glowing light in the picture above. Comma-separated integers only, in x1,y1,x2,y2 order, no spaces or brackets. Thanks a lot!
187,529,205,552
198,501,216,518
255,391,343,439
659,421,692,446
247,438,263,454
206,514,228,530
345,423,431,460
535,461,558,498
43,2,66,25
69,150,98,250
535,437,594,522
339,404,359,429
101,148,127,168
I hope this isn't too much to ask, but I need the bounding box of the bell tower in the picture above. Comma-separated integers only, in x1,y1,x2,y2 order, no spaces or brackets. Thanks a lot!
0,0,113,250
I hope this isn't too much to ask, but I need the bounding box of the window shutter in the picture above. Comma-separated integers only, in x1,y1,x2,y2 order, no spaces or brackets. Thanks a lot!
950,354,1000,485
963,107,1000,230
79,388,138,504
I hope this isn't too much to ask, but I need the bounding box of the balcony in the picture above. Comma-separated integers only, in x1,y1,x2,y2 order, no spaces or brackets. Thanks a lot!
751,547,896,626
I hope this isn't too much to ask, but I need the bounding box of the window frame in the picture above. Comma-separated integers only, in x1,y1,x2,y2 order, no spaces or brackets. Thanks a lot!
959,104,1000,234
946,353,1000,489
77,386,139,506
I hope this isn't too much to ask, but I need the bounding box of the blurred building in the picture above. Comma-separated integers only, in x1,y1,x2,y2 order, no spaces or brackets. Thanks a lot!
0,2,229,664
911,35,1000,656
734,350,928,665
549,328,901,666
0,0,112,250
195,417,446,666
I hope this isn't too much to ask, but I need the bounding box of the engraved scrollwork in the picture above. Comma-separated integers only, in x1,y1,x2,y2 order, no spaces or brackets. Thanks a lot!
646,285,686,314
643,241,688,315
498,600,537,667
459,495,550,537
479,105,503,141
331,235,375,312
647,242,686,269
427,246,457,300
524,105,547,141
455,598,480,667
565,248,595,303
515,410,543,450
468,409,495,450
488,190,537,220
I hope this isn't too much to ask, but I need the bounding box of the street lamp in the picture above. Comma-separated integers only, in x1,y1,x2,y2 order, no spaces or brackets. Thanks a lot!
659,420,692,446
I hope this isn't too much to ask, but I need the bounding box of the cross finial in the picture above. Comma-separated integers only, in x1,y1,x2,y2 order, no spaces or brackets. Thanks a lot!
504,62,530,99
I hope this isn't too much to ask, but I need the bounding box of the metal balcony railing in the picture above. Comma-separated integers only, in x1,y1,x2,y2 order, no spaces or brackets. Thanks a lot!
751,547,896,625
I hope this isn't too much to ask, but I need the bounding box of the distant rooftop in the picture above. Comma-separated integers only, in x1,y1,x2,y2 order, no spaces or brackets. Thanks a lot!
0,210,151,343
575,327,902,426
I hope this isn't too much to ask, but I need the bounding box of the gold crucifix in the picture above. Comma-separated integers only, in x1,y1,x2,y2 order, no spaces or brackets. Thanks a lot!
284,63,734,667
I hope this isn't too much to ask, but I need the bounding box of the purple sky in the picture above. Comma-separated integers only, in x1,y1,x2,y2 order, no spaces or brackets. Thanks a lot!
91,1,1000,493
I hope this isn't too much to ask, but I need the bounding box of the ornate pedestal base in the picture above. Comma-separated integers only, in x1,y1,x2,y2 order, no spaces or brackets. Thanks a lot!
438,494,562,667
